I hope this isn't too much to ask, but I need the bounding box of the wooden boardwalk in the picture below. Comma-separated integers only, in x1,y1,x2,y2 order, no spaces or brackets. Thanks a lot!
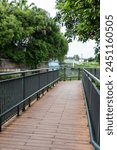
0,81,94,150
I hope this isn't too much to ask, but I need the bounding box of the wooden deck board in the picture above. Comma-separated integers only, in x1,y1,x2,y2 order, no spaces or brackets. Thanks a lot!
0,81,94,150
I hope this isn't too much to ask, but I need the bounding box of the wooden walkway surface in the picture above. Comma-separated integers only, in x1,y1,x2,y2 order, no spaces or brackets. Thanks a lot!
0,81,94,150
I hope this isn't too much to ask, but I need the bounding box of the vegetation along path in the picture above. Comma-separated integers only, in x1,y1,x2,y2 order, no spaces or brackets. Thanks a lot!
0,81,94,150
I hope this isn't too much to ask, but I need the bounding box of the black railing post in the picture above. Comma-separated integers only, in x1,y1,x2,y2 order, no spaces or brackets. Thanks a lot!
37,70,40,100
28,98,31,107
22,72,26,111
78,68,81,80
47,69,49,92
57,69,59,83
17,106,20,116
52,69,55,87
94,68,96,77
64,67,66,81
87,72,93,112
60,67,63,81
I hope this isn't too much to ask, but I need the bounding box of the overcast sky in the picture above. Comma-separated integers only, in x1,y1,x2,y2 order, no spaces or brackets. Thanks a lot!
28,0,96,58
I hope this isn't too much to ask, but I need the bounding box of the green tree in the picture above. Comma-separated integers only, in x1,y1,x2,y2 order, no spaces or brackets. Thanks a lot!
10,0,35,10
56,0,100,62
0,2,23,57
73,55,80,61
0,0,68,68
56,0,100,42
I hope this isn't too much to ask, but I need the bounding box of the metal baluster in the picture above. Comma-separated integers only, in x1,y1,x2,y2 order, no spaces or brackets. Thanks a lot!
22,72,26,111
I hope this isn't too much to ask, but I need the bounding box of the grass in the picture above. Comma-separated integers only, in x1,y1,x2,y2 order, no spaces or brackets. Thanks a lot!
74,61,100,68
0,74,21,80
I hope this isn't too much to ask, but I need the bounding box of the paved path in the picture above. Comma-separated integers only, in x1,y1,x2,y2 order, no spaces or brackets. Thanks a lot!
0,81,94,150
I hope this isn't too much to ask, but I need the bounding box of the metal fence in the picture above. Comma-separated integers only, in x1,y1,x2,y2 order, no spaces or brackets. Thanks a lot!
82,69,100,150
59,67,82,80
85,68,100,79
0,68,60,131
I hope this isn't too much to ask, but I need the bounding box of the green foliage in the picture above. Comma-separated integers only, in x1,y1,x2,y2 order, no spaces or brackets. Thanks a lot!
88,57,95,62
94,41,100,63
0,0,68,68
73,55,80,61
56,0,100,42
56,0,100,61
5,50,25,63
76,62,99,68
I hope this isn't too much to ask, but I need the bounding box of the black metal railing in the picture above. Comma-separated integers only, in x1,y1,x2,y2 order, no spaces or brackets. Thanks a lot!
59,67,99,81
59,67,82,81
0,66,100,149
82,69,100,150
85,68,100,79
0,68,60,131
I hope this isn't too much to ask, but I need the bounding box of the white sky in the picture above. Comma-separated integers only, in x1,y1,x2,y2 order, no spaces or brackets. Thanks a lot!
27,0,96,58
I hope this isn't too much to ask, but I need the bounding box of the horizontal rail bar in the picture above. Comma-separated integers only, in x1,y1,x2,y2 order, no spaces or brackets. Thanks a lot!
0,68,59,76
0,69,58,83
83,69,100,84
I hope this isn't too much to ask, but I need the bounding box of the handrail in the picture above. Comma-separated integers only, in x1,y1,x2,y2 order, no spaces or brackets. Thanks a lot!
0,68,58,76
83,69,100,84
82,69,100,150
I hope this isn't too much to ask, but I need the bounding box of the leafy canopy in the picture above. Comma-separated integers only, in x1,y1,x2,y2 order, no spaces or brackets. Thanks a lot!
0,0,68,68
55,0,100,62
56,0,100,42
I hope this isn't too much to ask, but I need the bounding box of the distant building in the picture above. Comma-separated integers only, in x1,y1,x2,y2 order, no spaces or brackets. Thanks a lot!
64,57,85,67
48,60,60,70
79,58,84,63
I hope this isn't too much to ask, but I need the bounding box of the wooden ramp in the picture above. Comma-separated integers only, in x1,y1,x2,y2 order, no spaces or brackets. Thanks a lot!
0,81,94,150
